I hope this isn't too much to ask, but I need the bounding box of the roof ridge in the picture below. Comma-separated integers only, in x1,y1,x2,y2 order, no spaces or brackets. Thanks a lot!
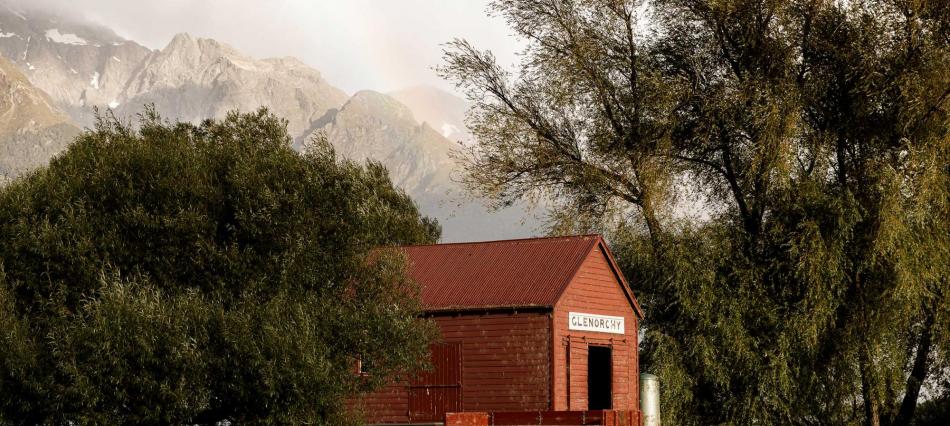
398,233,602,248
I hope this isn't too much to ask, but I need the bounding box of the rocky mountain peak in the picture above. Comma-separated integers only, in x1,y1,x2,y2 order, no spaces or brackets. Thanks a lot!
111,30,348,138
155,32,248,72
167,32,195,46
163,32,239,58
342,90,418,126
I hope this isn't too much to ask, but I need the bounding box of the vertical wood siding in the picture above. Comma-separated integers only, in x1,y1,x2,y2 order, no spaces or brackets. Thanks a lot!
409,343,463,422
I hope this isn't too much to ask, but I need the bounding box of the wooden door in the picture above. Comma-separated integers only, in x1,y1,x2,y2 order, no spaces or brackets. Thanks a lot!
408,343,462,422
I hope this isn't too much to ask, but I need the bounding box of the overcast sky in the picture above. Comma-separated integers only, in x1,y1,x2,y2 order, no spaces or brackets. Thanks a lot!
13,0,522,95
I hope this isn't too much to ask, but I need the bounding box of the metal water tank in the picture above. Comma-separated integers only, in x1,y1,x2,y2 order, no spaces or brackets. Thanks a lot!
640,373,660,426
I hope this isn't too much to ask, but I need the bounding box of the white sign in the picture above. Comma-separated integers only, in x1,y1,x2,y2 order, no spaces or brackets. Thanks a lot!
568,312,625,335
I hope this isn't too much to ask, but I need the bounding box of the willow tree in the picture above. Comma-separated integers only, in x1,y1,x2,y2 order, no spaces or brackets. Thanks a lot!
442,0,950,424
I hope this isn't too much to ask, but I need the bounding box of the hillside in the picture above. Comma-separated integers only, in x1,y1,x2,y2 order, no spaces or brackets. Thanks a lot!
0,53,79,182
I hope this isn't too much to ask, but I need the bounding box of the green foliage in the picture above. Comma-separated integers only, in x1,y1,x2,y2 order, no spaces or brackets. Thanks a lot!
443,0,949,424
913,394,950,426
0,108,440,424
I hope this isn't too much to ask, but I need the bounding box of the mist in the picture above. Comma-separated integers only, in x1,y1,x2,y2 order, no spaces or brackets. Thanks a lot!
4,0,522,95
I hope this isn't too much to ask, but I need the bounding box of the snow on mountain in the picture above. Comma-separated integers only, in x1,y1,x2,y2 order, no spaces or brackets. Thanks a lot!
0,5,151,124
440,122,462,139
44,28,87,45
389,85,474,146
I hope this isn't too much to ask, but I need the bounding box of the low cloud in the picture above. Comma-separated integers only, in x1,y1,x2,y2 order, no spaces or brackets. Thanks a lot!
4,0,521,95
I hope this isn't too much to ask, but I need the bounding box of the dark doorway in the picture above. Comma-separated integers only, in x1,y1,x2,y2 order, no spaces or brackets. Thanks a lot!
587,345,612,410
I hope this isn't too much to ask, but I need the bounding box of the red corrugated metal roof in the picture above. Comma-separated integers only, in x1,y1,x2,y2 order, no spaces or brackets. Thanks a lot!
399,234,603,312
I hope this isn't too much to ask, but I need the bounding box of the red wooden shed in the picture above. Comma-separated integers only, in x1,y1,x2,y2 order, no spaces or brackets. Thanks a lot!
355,234,643,423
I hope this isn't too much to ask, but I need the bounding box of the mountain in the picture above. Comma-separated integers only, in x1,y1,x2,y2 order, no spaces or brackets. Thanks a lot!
303,91,536,242
389,85,474,146
0,53,79,182
114,33,348,137
310,90,455,193
0,3,538,241
0,6,348,135
0,4,151,124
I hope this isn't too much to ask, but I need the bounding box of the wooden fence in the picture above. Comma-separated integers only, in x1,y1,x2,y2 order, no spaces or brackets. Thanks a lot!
446,410,640,426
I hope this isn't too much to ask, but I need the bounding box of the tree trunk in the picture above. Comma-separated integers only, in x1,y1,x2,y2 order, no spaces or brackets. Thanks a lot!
860,336,881,426
639,191,664,256
862,367,882,426
891,306,936,425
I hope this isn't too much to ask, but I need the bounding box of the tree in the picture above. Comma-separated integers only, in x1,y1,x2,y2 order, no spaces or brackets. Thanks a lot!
441,0,949,424
0,108,440,424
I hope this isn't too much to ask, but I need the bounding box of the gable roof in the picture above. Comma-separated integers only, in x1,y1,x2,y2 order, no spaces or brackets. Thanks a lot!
398,234,643,317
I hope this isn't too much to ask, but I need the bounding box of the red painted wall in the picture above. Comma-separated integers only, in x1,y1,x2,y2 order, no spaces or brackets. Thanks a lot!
440,311,552,411
350,381,408,423
353,241,641,422
552,245,640,411
354,311,552,423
